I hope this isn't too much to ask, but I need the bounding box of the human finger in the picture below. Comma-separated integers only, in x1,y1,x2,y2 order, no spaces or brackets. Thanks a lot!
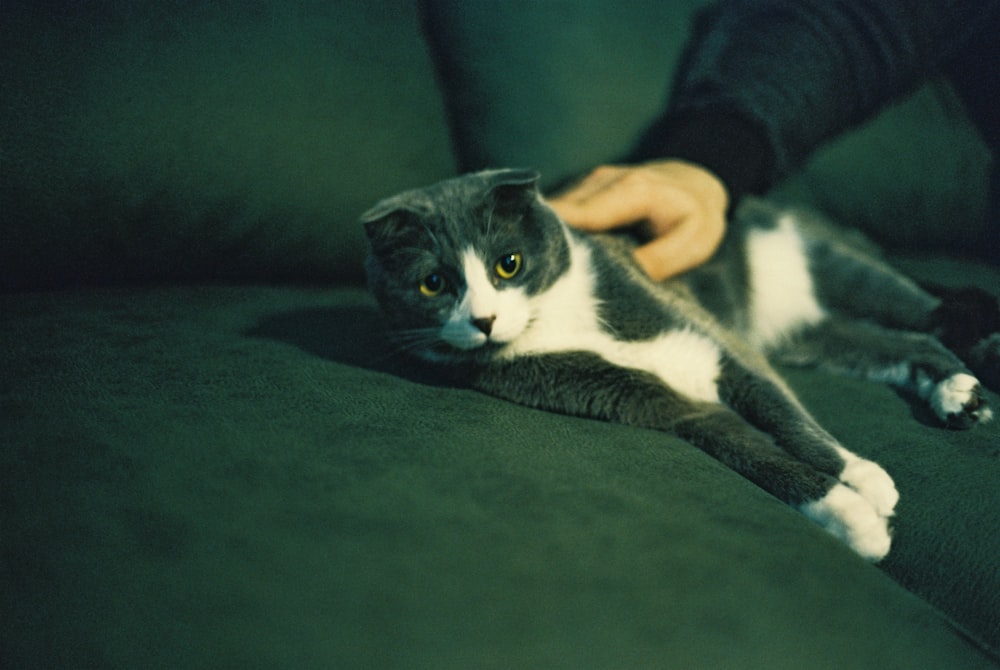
633,210,726,280
547,168,668,232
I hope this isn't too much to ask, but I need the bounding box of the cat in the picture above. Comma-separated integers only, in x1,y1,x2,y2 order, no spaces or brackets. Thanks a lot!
362,168,999,562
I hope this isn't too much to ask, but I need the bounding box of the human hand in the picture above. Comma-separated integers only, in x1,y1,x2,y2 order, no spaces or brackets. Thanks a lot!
546,160,729,280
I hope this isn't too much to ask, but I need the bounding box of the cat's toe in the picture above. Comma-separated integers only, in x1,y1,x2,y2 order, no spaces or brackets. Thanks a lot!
838,459,898,518
930,373,992,429
800,484,892,562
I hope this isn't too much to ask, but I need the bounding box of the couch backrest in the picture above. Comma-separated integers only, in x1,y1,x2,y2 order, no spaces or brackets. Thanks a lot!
1,0,455,289
1,0,990,290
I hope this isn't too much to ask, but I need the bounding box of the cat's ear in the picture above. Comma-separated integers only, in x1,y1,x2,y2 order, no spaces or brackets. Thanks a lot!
361,201,422,255
486,169,542,215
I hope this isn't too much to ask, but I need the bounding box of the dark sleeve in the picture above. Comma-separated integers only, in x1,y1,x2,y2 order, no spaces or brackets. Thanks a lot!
632,0,996,202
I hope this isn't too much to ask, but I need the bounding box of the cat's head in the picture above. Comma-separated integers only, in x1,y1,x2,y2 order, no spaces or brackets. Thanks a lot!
363,168,570,362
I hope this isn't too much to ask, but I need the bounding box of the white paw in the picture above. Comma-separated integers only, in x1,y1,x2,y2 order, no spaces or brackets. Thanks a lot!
930,373,992,428
800,484,892,562
838,457,898,518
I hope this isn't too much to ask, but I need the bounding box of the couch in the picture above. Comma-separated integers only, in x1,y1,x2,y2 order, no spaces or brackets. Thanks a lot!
2,2,998,668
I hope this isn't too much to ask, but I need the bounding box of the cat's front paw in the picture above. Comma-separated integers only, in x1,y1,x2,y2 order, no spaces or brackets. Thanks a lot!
930,373,992,429
800,485,892,562
838,458,898,518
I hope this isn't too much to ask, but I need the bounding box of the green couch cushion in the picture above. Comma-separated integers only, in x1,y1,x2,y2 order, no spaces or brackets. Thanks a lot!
0,0,454,290
2,275,998,667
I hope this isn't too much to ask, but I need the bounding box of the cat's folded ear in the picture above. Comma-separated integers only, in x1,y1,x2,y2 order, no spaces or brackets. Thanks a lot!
486,168,541,188
486,168,542,215
361,200,422,255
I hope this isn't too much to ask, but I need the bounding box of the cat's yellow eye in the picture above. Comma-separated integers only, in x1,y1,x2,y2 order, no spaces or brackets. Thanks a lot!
495,253,523,280
419,272,446,297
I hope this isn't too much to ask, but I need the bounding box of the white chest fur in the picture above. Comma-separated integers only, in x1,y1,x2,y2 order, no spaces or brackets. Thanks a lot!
500,234,721,404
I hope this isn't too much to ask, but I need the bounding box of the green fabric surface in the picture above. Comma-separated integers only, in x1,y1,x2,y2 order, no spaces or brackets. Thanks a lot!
3,1,999,666
2,274,998,668
0,0,454,290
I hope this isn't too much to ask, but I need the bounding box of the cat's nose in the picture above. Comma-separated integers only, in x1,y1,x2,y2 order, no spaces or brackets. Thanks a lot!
472,316,496,336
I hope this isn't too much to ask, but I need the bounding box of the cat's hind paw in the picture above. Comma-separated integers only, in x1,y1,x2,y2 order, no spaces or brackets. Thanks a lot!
929,373,992,429
800,485,892,562
967,333,1000,392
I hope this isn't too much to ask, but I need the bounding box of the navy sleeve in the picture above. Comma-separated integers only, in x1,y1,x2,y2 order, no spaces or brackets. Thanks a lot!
633,0,997,201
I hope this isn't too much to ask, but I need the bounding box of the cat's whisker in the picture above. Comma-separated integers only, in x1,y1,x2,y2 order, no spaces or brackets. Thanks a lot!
385,327,441,356
363,328,439,368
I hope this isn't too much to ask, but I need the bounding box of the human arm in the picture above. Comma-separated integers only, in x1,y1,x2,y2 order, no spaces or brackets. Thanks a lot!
634,0,980,191
555,0,984,278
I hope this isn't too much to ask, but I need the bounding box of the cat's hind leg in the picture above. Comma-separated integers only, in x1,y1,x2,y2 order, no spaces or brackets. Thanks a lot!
802,221,999,420
924,285,1000,392
774,318,992,428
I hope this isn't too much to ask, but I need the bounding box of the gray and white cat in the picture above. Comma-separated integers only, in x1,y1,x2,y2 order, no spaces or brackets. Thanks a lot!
362,168,999,562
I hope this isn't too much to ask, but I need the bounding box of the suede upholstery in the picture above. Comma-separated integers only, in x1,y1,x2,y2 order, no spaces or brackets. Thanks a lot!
2,2,999,667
